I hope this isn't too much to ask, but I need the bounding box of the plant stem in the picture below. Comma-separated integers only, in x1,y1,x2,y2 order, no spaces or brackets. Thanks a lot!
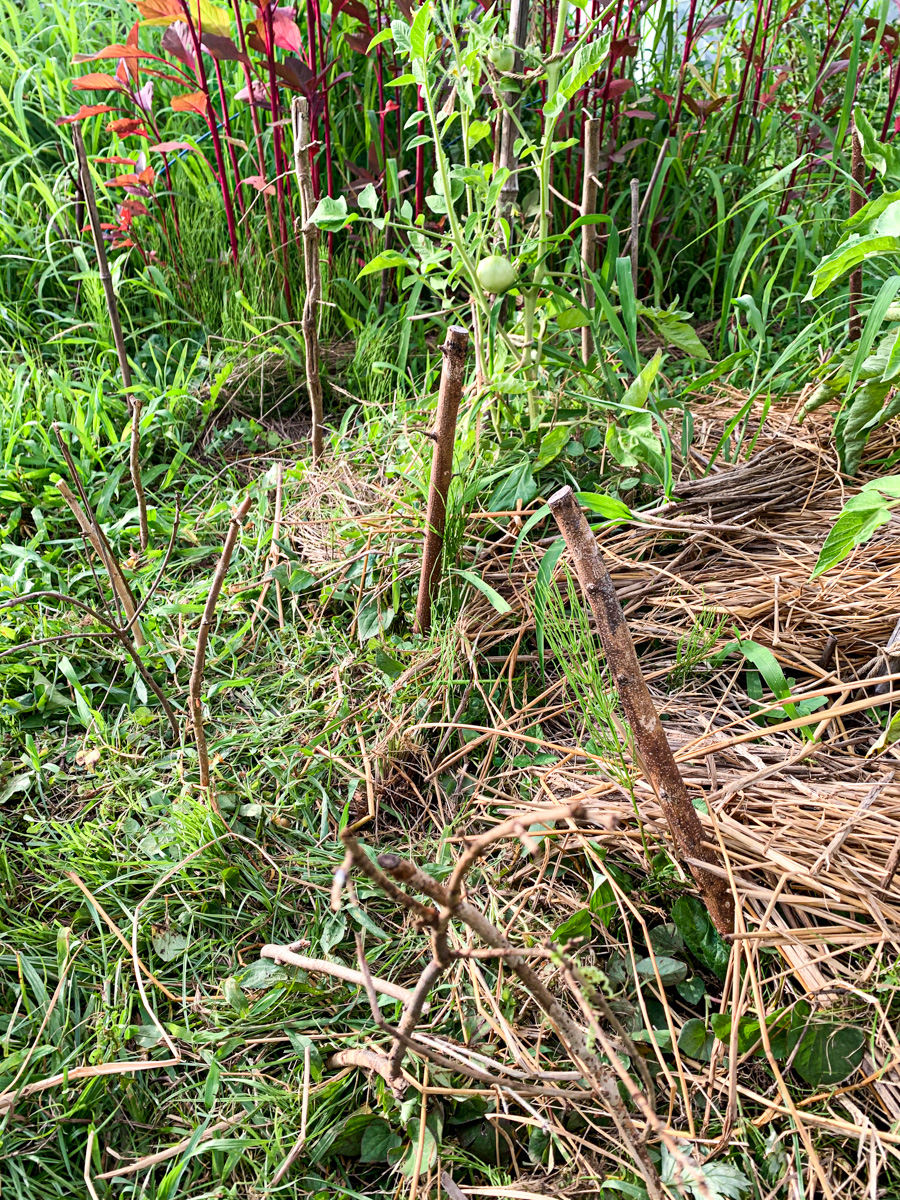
292,97,325,462
71,125,150,551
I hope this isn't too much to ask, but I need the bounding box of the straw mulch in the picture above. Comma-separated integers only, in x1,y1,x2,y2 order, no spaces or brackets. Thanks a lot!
283,392,900,1193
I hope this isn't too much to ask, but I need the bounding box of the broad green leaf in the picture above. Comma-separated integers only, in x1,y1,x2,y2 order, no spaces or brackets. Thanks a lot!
357,182,379,212
676,976,706,1004
466,119,492,148
409,2,432,59
553,908,592,944
453,569,513,614
853,106,900,182
313,1113,381,1162
487,460,537,511
579,491,633,521
286,1031,324,1080
152,929,189,961
837,378,894,474
620,351,663,409
356,250,409,279
812,493,891,578
648,923,684,956
652,316,710,359
360,1119,402,1163
310,194,352,232
844,189,900,232
861,475,900,497
807,234,900,299
678,1018,715,1061
366,27,393,50
671,895,730,980
787,1023,865,1086
635,955,688,985
534,425,569,470
557,305,591,330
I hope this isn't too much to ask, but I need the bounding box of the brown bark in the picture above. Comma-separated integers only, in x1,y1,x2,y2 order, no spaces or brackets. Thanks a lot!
414,326,469,634
848,118,866,342
547,485,735,936
291,97,325,462
72,125,149,551
580,117,601,365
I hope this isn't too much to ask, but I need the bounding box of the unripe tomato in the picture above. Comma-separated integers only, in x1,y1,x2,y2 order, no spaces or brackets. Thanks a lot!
476,254,517,294
488,43,516,73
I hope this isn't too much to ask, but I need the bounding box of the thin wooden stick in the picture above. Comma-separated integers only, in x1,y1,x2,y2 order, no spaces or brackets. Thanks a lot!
71,124,149,550
629,177,640,295
291,97,325,462
580,117,601,365
414,326,469,634
546,485,735,935
848,116,866,342
55,477,144,649
189,496,252,811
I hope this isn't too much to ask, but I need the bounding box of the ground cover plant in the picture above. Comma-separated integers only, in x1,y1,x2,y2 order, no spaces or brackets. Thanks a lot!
3,0,900,1194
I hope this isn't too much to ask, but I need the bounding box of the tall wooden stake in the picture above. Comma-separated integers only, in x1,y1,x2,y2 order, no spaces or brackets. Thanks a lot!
547,486,735,936
292,97,325,462
580,117,601,365
497,0,530,222
72,125,149,551
848,117,866,343
414,327,469,635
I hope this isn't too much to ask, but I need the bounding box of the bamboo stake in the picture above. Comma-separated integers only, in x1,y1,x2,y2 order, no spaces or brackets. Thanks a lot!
414,326,469,634
580,117,601,365
189,496,252,813
547,485,735,936
848,116,865,342
291,97,325,462
71,125,149,551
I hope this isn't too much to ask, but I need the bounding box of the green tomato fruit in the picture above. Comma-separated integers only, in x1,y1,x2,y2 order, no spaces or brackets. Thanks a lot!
488,43,516,73
476,254,517,295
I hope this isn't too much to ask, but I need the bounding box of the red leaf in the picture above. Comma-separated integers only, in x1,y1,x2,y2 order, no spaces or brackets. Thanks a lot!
171,90,209,115
332,0,371,27
345,30,371,54
136,0,183,22
121,198,150,216
106,118,151,136
161,23,197,68
610,35,638,57
138,165,156,184
254,6,304,54
149,139,197,152
604,78,634,98
200,32,247,61
623,108,656,120
56,103,118,124
94,155,138,164
242,173,276,194
104,173,141,187
71,73,126,92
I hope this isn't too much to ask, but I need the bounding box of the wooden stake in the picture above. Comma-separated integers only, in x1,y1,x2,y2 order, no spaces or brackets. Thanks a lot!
414,326,469,635
497,0,530,222
580,117,601,365
71,125,149,551
291,97,325,462
547,486,735,936
849,116,866,343
189,496,252,813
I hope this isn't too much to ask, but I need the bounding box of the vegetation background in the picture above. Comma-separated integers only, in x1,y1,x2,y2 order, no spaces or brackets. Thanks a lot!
2,0,900,1193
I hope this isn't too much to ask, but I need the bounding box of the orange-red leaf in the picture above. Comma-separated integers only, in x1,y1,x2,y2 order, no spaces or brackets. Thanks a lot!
138,165,156,184
106,118,151,136
71,73,126,92
104,174,141,187
73,45,157,61
56,103,118,124
94,155,138,165
242,173,275,195
171,90,208,115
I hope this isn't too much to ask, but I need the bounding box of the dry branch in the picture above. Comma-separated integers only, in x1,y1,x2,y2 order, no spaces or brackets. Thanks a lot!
189,495,252,811
414,325,469,634
71,124,149,550
547,484,735,935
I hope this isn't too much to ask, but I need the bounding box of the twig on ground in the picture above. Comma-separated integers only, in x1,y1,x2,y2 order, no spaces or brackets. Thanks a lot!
291,97,325,462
